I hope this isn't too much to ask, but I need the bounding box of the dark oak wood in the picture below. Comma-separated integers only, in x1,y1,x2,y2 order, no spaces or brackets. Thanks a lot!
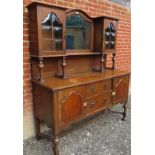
27,2,130,155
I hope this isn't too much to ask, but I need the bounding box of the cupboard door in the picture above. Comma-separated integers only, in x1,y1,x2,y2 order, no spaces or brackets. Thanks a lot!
60,87,85,124
113,75,129,104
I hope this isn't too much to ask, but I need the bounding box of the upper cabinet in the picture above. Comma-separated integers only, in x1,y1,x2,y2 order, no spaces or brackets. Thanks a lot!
94,17,118,53
27,3,66,56
27,2,118,57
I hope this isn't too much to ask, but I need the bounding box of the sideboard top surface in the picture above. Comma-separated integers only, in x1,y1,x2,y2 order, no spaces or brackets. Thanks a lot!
32,69,130,91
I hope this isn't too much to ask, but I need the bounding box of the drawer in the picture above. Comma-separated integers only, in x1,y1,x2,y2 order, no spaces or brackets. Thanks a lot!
86,80,112,98
84,93,112,116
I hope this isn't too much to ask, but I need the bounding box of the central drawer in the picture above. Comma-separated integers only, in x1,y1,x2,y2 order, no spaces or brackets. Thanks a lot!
86,80,112,98
84,92,112,116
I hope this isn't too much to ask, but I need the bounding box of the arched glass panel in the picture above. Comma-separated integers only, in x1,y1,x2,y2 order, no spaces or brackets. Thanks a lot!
105,23,116,49
41,13,62,51
66,14,92,50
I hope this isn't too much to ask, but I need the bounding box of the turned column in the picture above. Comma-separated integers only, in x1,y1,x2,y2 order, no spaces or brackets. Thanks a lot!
122,100,127,121
112,53,116,69
38,57,44,83
61,56,67,79
100,54,105,72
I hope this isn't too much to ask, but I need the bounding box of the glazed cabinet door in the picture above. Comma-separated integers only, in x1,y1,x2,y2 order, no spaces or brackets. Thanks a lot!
113,75,129,104
103,18,118,53
58,86,85,126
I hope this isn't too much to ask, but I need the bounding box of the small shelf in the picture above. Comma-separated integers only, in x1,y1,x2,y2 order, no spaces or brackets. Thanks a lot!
66,51,100,56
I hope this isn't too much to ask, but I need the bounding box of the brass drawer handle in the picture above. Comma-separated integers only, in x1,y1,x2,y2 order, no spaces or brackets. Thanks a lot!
83,101,87,107
112,91,116,96
90,87,97,93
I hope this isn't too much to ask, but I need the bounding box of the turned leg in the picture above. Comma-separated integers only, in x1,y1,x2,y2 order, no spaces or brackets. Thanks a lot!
35,117,41,140
122,100,127,121
52,136,60,155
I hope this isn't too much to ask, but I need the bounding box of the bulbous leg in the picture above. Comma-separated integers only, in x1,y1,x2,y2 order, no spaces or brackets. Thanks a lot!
53,136,60,155
122,100,127,121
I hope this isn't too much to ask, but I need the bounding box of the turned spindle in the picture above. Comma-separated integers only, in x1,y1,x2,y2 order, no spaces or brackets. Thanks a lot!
100,54,105,72
61,56,67,79
112,53,116,69
38,57,44,83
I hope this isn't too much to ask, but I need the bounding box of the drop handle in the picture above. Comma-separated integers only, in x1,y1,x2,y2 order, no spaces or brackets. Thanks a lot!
91,101,97,105
90,100,97,108
83,101,87,107
104,84,108,89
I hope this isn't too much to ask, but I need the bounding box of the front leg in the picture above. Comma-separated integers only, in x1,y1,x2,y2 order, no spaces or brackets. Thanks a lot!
122,100,127,121
35,117,41,140
52,136,60,155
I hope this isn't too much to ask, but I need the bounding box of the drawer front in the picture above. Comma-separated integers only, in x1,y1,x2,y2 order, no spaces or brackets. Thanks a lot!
86,80,112,98
84,93,112,116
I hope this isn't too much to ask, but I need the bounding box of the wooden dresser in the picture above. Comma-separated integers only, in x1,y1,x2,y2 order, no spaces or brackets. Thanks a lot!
27,2,130,155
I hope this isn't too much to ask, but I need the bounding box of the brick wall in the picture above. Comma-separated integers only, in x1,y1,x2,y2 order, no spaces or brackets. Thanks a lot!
23,0,131,139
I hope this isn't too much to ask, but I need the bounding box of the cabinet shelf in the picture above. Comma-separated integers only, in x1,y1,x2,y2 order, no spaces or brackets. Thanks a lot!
31,51,101,58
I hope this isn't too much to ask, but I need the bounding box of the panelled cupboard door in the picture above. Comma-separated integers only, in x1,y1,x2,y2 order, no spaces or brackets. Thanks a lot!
113,75,129,104
58,86,85,124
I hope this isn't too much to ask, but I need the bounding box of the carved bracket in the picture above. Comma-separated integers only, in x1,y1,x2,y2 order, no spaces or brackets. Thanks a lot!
62,91,84,103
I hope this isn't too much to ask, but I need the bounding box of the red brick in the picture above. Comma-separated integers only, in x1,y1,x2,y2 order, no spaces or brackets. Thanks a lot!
23,36,29,41
57,1,68,6
23,29,29,35
23,47,30,53
75,0,84,5
23,23,28,30
23,42,29,47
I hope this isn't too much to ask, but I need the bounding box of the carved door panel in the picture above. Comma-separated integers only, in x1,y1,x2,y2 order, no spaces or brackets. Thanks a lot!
59,86,85,124
113,75,129,104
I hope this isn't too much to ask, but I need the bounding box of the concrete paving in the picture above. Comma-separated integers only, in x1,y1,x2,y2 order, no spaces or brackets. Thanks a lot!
23,97,131,155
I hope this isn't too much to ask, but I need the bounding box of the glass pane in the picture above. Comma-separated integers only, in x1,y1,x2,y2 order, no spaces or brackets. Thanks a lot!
66,14,92,50
110,41,115,49
42,39,53,51
55,41,62,50
41,13,62,51
53,27,62,39
105,22,116,50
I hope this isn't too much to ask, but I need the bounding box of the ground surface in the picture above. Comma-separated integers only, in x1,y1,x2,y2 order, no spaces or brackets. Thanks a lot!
23,97,131,155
